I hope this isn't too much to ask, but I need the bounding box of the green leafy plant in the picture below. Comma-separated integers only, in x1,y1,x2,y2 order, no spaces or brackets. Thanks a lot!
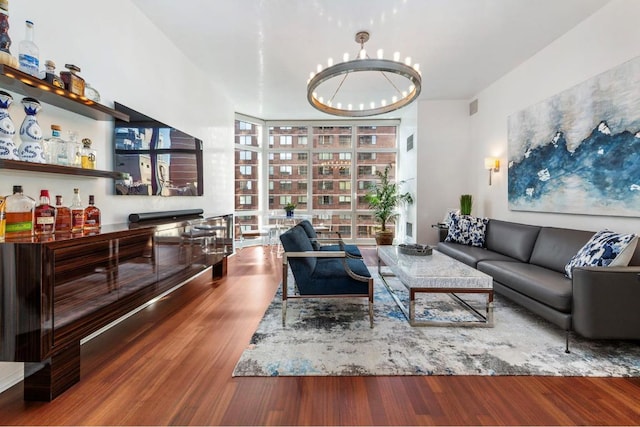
284,202,297,212
365,165,413,232
460,194,473,215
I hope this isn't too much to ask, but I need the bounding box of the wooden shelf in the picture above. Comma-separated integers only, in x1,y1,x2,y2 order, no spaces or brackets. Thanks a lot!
0,65,129,122
0,159,124,179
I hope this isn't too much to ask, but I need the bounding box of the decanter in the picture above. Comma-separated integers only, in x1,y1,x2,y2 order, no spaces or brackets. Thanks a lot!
0,90,18,160
18,97,45,163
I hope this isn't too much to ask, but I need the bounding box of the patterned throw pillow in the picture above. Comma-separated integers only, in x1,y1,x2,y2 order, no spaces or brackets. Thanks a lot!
444,214,489,247
564,230,638,279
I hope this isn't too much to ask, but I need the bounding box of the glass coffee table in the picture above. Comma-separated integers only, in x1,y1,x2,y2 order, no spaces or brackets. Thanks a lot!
377,245,494,327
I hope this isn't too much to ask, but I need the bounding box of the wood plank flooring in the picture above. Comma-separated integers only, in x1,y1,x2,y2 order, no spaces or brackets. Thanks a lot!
0,245,639,425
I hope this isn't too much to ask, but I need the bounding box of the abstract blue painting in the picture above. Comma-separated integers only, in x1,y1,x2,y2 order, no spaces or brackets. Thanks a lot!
508,56,640,217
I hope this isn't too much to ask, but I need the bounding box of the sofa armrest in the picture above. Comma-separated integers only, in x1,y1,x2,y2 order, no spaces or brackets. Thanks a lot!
572,266,640,340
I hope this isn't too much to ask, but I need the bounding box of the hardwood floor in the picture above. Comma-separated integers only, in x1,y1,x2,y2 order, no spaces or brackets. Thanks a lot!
0,245,639,425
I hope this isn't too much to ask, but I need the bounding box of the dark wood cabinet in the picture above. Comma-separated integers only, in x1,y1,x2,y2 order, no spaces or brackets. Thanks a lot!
0,214,232,401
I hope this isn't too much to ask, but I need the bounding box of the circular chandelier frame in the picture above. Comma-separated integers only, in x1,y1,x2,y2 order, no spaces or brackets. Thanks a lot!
307,32,422,117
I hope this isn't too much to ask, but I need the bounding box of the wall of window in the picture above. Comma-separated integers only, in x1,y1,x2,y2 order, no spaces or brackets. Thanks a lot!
234,116,400,242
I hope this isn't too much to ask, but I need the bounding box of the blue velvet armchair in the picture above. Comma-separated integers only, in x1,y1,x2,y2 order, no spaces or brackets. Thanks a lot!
279,224,373,327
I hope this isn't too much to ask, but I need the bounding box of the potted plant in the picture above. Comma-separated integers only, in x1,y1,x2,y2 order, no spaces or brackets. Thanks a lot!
284,202,297,217
365,165,413,245
460,194,473,216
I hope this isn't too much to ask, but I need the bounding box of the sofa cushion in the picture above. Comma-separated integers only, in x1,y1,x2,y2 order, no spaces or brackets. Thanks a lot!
564,230,638,278
485,220,541,262
445,214,489,247
319,244,362,258
528,227,594,274
279,225,317,282
297,219,320,250
478,260,572,312
436,243,517,268
305,258,371,295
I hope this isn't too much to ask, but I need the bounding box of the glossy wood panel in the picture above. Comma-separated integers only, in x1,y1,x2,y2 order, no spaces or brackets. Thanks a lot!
1,215,232,401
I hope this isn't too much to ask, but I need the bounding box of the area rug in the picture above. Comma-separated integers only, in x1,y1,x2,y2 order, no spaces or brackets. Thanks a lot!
232,268,640,377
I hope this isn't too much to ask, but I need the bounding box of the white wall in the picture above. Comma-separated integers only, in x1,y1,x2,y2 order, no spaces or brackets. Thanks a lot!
414,100,471,244
1,0,235,223
397,103,417,244
469,0,640,234
0,0,234,394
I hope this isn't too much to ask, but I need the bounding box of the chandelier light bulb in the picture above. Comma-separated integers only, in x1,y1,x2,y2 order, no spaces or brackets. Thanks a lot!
359,49,366,59
343,52,349,62
317,64,323,73
409,84,415,92
381,99,387,107
319,96,324,103
405,56,412,66
348,104,353,110
328,57,334,67
370,101,375,109
337,102,342,109
402,90,408,98
413,63,420,72
377,49,384,59
392,95,398,103
359,103,364,110
393,51,400,61
309,72,315,79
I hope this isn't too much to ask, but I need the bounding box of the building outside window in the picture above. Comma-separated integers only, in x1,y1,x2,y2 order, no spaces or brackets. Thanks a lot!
235,118,399,242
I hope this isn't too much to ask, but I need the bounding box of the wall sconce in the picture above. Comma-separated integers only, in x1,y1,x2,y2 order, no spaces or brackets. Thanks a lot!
484,157,500,185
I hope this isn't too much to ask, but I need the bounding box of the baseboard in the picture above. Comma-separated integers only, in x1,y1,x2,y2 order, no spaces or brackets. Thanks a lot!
0,362,24,394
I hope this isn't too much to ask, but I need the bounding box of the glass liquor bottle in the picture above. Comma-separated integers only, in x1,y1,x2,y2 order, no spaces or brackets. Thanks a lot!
42,60,65,89
81,138,96,169
68,130,82,167
46,124,69,165
60,64,85,96
18,20,39,77
54,194,71,234
34,189,56,235
0,195,5,241
4,185,35,238
70,188,84,233
83,195,100,232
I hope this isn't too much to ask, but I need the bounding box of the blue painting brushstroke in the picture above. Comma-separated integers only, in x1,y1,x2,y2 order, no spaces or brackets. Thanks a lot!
508,122,640,215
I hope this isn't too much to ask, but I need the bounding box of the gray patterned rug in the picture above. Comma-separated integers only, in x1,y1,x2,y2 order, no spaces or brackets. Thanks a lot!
233,268,640,377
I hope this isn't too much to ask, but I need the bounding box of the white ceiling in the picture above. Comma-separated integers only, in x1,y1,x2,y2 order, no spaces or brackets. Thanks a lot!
131,0,609,120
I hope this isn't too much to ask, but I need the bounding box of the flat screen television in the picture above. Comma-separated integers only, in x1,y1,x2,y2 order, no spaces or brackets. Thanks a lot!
113,102,203,196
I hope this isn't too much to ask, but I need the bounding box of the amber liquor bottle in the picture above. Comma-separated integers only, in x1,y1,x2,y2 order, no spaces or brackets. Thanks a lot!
54,195,72,233
70,188,84,233
4,185,35,238
34,189,56,235
83,195,100,232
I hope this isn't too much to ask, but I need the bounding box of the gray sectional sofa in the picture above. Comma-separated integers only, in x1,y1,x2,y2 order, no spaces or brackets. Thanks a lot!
437,219,640,351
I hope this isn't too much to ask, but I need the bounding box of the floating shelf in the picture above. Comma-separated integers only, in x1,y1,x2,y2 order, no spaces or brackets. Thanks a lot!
0,64,129,122
0,159,124,179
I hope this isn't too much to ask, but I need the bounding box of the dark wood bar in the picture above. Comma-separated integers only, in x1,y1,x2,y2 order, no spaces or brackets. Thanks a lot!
0,214,232,401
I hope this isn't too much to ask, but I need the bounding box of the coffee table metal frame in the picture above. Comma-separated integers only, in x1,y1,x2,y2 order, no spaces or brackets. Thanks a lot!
377,246,494,327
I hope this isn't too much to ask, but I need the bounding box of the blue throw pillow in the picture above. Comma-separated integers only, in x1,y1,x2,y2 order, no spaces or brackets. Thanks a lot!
564,230,638,279
444,214,489,247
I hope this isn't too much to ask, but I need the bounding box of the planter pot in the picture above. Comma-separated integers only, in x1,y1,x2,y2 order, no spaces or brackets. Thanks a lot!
375,230,394,245
285,210,294,218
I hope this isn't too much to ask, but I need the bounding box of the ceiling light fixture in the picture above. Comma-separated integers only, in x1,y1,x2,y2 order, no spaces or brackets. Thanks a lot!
307,31,422,117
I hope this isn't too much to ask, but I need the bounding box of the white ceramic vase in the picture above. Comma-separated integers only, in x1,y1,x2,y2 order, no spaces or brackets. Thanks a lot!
18,97,45,163
0,90,18,160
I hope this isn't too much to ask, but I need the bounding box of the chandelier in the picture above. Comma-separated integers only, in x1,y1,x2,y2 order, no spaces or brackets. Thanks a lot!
307,31,422,117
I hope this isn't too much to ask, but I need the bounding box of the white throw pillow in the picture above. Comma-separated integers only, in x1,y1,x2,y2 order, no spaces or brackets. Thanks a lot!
564,230,638,279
